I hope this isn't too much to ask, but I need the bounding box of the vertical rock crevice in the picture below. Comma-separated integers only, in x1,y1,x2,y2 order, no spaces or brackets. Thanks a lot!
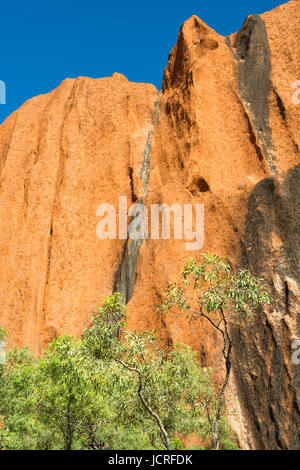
114,94,161,303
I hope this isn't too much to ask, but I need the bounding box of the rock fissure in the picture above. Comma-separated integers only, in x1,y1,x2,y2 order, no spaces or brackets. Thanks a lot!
114,94,161,303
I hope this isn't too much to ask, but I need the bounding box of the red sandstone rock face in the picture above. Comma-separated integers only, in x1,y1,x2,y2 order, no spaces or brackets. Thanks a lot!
0,0,299,449
0,75,159,353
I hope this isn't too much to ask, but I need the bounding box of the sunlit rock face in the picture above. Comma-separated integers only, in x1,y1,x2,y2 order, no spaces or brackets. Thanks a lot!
0,0,299,449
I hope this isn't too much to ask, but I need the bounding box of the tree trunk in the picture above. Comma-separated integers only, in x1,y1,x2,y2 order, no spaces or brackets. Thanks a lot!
65,401,73,450
212,425,220,450
116,358,172,450
210,308,232,450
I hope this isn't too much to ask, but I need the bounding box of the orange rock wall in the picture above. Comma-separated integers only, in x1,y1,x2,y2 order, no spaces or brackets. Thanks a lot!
0,0,299,449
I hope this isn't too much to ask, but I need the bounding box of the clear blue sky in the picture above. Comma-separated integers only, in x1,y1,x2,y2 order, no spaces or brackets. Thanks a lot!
0,0,284,123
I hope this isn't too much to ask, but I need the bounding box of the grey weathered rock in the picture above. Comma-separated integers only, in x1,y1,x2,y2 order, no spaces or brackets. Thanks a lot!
234,164,300,449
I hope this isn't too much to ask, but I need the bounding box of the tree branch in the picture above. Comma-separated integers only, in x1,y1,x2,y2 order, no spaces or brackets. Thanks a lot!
116,359,172,450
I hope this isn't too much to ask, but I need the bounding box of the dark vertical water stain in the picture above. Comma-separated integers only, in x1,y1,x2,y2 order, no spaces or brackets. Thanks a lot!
226,15,277,175
114,94,161,303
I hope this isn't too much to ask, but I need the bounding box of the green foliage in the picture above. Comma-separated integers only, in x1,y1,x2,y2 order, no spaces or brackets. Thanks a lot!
34,335,107,449
170,437,185,450
0,292,237,450
221,437,239,450
160,253,271,323
82,292,126,360
159,254,271,449
0,347,50,450
0,340,107,449
187,445,205,450
83,293,236,449
0,326,8,341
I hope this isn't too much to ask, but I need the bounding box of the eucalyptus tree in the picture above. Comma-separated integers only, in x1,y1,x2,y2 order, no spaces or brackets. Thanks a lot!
160,254,271,450
83,292,236,450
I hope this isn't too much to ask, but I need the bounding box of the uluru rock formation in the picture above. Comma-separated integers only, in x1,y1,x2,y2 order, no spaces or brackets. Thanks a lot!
0,0,299,449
